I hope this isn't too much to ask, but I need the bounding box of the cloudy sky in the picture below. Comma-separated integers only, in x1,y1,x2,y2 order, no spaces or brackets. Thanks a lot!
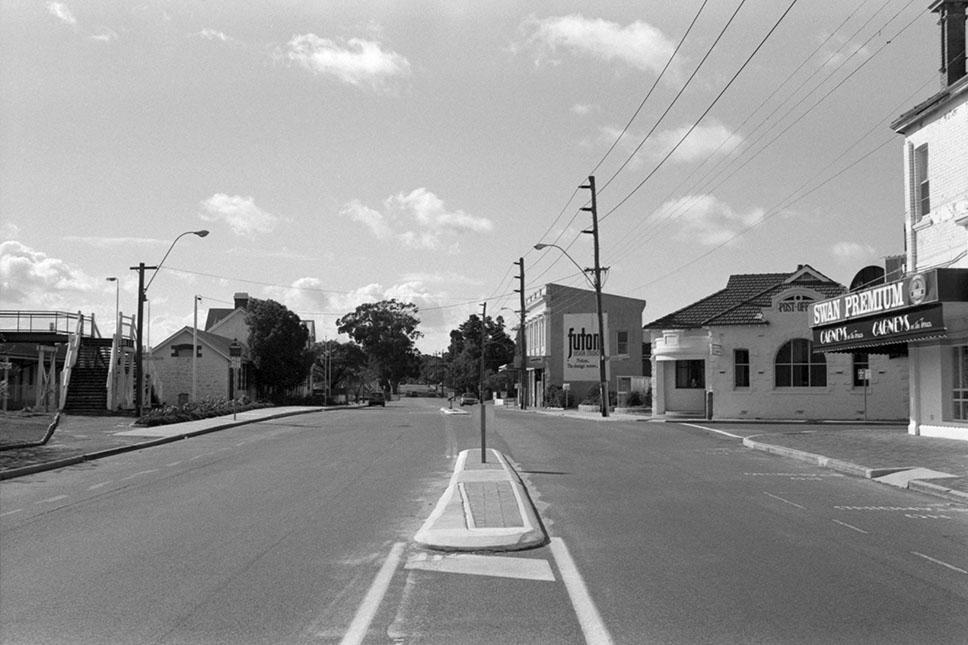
0,0,940,351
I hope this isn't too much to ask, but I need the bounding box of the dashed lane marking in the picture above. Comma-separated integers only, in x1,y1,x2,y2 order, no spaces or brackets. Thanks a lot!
911,551,968,575
831,519,869,534
764,492,805,509
0,508,24,517
88,481,113,490
119,469,160,482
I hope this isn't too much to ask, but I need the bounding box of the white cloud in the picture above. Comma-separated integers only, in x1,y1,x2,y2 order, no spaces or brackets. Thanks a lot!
283,34,411,92
198,28,230,42
831,241,875,259
571,103,596,115
47,2,76,26
521,14,675,75
0,241,97,307
341,188,492,252
200,194,280,237
340,199,393,239
601,120,742,166
90,27,117,42
658,195,764,246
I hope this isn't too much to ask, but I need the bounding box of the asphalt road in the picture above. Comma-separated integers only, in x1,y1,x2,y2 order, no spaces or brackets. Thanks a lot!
2,400,966,644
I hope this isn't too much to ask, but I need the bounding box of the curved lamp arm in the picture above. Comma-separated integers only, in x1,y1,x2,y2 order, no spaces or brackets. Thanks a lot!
145,230,209,292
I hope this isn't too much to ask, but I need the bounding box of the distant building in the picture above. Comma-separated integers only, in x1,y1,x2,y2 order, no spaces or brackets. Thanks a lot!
645,266,909,421
522,283,647,408
150,293,254,405
811,0,968,440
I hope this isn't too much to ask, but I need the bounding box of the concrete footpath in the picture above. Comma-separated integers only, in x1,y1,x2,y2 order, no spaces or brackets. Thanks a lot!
0,407,324,480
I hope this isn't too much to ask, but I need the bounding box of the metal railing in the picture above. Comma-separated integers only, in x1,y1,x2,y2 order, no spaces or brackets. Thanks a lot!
0,310,102,338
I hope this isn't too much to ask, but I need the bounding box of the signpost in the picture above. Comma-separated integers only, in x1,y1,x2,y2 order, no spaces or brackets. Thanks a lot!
229,340,242,420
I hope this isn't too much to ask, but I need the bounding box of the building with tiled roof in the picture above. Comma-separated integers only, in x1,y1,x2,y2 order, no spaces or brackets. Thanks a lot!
644,266,908,421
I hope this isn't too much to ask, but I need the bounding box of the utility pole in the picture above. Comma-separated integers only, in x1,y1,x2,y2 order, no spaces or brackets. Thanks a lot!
479,301,488,463
580,175,609,417
514,258,527,410
130,262,156,418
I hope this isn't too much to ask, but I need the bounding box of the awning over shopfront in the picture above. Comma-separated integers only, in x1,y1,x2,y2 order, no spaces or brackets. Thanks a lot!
809,269,968,354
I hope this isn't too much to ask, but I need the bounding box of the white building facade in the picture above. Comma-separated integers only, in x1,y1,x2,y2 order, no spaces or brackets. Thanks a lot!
811,1,968,440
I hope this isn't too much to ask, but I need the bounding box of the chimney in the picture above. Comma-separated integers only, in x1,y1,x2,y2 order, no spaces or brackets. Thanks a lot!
934,0,968,87
234,292,250,310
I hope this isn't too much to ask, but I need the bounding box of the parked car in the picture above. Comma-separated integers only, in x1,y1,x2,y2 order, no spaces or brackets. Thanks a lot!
459,392,479,406
367,391,386,407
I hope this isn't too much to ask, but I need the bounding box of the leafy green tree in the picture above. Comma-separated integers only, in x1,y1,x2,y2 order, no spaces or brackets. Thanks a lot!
245,298,312,400
445,314,515,396
336,299,422,393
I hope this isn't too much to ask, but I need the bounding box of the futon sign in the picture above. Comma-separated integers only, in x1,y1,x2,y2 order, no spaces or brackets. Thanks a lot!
563,313,609,381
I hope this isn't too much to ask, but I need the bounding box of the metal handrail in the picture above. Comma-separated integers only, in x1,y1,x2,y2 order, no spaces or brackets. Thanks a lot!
0,310,102,338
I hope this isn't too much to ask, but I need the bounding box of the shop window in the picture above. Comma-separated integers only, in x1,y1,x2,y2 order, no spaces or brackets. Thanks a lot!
676,360,704,389
616,331,629,356
734,349,750,388
775,339,826,387
914,144,930,220
954,346,968,421
853,353,870,387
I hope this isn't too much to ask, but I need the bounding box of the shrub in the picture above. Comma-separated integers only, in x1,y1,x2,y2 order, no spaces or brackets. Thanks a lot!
136,398,271,427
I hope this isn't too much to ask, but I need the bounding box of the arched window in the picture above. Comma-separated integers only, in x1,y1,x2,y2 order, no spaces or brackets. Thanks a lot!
775,339,826,387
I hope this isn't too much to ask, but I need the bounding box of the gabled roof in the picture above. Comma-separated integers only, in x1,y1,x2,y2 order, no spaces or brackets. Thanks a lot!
204,308,236,331
643,265,844,329
152,326,240,358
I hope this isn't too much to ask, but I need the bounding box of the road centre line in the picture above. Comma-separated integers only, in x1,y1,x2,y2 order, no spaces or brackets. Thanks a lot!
88,481,113,490
339,541,406,645
119,469,159,481
831,519,869,534
911,551,968,575
764,492,806,509
0,508,24,517
550,537,614,645
680,423,744,439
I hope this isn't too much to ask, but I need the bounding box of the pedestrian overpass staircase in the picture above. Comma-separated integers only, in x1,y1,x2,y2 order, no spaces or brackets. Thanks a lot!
0,310,138,415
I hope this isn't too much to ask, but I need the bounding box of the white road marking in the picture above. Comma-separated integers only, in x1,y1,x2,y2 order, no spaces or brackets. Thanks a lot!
165,461,183,468
339,542,406,645
35,495,68,505
764,492,805,509
549,537,614,645
405,552,555,581
119,469,159,481
88,480,113,490
681,423,744,439
0,508,24,517
911,551,968,575
831,519,869,534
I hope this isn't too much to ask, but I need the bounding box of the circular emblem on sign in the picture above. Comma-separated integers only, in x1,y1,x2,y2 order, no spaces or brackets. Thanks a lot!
909,274,926,305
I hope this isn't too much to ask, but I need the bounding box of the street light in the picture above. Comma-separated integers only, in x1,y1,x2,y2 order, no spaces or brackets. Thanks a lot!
533,243,596,289
105,277,119,337
533,241,610,417
132,229,209,417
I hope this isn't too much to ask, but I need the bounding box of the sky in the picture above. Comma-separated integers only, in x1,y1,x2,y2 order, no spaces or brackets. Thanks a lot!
0,0,943,353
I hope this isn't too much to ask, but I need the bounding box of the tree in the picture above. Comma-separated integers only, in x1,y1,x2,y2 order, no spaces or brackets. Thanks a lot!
245,298,312,400
311,340,368,401
445,314,515,396
336,299,422,393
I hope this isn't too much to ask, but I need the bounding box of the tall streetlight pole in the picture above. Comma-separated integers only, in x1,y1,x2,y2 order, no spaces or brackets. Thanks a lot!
131,229,209,417
193,295,201,402
106,277,119,337
535,186,610,417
